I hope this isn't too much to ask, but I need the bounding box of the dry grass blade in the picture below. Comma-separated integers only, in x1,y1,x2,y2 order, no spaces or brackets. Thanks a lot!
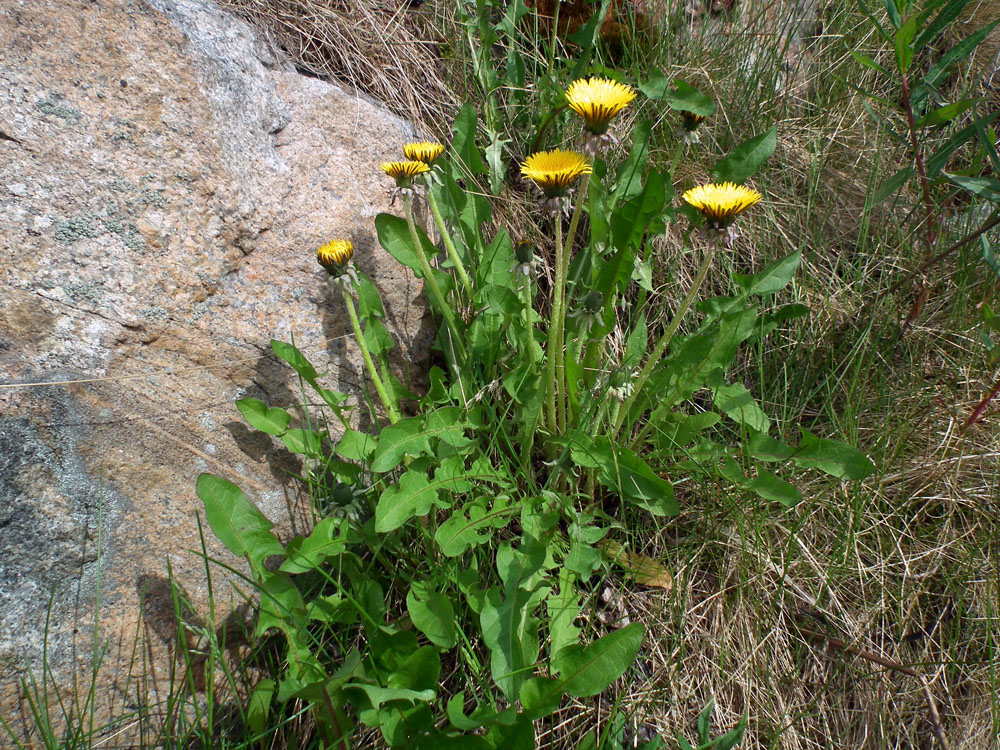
221,0,457,130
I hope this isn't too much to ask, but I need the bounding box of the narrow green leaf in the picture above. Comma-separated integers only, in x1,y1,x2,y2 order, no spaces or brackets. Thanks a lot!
711,126,777,184
922,17,1000,92
915,98,982,128
894,15,918,72
355,271,385,319
196,474,285,573
872,166,914,204
944,173,1000,201
446,694,517,731
847,47,890,76
551,622,645,697
271,339,319,383
236,398,290,436
913,0,971,50
926,110,1000,177
884,0,903,29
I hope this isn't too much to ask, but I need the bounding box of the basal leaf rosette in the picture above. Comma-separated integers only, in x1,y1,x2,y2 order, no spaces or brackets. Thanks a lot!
682,182,762,229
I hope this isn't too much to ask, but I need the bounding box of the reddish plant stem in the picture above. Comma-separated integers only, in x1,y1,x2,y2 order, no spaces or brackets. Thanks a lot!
964,372,1000,429
900,71,939,264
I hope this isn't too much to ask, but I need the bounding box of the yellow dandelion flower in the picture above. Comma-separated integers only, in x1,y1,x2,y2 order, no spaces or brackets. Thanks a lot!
381,160,430,180
565,77,637,134
520,149,592,196
317,239,354,275
682,182,762,227
403,141,445,165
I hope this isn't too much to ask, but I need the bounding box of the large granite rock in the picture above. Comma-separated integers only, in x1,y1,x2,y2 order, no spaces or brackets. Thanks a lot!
0,0,432,732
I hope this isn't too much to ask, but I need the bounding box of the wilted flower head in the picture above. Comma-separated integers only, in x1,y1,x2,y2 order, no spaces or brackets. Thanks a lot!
566,77,637,135
680,111,706,132
317,239,355,283
682,182,762,229
403,141,445,165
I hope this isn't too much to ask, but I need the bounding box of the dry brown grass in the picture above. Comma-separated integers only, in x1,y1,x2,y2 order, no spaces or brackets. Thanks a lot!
220,0,458,131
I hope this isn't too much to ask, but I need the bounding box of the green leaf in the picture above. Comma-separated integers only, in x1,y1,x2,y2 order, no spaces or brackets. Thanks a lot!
747,470,802,506
926,110,1000,177
436,496,518,557
551,622,644,697
612,120,651,203
196,474,285,574
375,213,440,277
884,0,902,29
921,17,1000,93
246,679,275,738
548,567,582,658
451,103,488,176
712,380,771,432
343,683,435,711
236,398,291,436
407,582,458,649
915,98,982,128
794,429,876,479
711,126,777,184
355,271,385,319
733,250,801,295
375,463,442,532
370,416,433,472
913,0,972,50
872,166,914,204
662,79,716,117
520,677,564,720
847,47,890,76
280,428,325,458
570,435,677,516
944,173,1000,201
638,68,670,99
257,570,308,634
271,339,319,383
445,694,517,731
894,15,918,72
280,517,349,574
336,428,378,462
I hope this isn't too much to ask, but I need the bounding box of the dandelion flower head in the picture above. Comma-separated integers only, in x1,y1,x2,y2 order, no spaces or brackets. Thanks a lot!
520,149,592,196
682,182,761,227
381,160,430,180
566,77,637,134
317,239,354,276
403,141,445,165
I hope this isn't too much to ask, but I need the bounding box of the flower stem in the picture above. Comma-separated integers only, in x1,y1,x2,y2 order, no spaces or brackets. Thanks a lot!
402,194,467,364
545,217,565,433
559,173,591,428
426,186,474,299
612,234,719,438
340,284,401,424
